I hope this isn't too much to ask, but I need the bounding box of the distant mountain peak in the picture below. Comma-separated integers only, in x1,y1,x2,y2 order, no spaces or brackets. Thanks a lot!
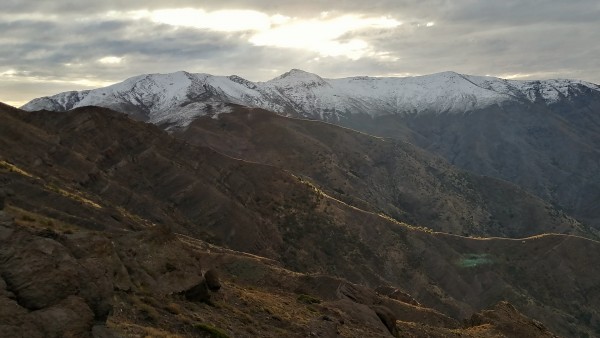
430,70,462,77
268,69,327,86
274,68,316,78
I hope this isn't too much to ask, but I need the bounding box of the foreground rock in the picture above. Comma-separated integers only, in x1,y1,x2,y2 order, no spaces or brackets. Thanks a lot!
0,221,109,337
0,214,205,337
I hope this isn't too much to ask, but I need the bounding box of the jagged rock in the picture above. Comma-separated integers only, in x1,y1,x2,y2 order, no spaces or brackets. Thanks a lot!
204,269,221,292
468,301,559,338
372,305,399,337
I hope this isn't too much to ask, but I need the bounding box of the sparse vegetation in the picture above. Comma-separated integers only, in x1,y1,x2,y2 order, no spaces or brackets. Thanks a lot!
45,183,103,209
193,323,230,338
138,303,160,322
296,294,321,305
8,205,79,233
0,160,35,178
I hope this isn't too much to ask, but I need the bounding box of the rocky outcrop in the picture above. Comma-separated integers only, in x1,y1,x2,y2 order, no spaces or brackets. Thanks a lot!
0,215,206,337
0,222,112,336
468,301,559,338
372,305,399,337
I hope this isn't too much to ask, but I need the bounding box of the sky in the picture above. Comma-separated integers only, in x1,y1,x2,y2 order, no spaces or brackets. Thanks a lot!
2,0,600,107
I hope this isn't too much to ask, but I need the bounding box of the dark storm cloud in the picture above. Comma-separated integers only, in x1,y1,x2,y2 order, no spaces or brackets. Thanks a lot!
1,0,599,106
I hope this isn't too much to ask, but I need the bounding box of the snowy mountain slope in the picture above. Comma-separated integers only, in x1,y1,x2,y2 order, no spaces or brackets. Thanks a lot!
22,69,600,127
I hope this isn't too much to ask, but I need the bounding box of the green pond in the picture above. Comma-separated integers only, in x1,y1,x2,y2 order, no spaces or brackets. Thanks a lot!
456,253,493,268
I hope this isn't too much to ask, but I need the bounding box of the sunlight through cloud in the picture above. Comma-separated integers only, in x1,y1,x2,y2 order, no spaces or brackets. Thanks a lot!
136,8,282,32
122,8,401,60
98,56,123,64
249,15,401,59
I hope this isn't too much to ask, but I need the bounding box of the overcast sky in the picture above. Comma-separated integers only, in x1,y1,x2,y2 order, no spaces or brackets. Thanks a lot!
2,0,599,107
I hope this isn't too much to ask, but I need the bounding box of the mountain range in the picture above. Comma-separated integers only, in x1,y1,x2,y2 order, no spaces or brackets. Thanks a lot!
22,69,600,231
3,69,600,337
22,69,600,127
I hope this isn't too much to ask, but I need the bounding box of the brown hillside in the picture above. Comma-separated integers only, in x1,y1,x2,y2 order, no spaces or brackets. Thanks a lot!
337,101,600,232
176,106,592,239
1,105,598,336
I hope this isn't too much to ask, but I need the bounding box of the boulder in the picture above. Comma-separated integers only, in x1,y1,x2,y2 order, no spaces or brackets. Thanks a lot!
183,279,211,303
0,234,82,310
204,269,221,292
28,295,95,338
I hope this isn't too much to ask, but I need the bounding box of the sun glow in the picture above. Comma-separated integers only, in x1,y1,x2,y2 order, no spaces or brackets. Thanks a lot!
98,56,123,64
123,8,401,60
490,71,563,80
250,15,401,59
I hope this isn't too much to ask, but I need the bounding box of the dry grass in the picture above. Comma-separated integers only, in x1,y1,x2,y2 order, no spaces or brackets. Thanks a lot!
192,323,230,338
0,160,36,178
7,205,79,233
45,183,102,209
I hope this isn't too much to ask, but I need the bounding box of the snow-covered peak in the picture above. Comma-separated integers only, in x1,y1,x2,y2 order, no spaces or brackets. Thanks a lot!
21,70,600,127
266,69,328,88
463,75,600,104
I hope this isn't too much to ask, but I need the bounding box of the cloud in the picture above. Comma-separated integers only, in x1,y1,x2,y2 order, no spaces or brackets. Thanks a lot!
98,56,123,64
133,8,277,32
117,9,401,60
249,14,400,59
1,1,600,105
